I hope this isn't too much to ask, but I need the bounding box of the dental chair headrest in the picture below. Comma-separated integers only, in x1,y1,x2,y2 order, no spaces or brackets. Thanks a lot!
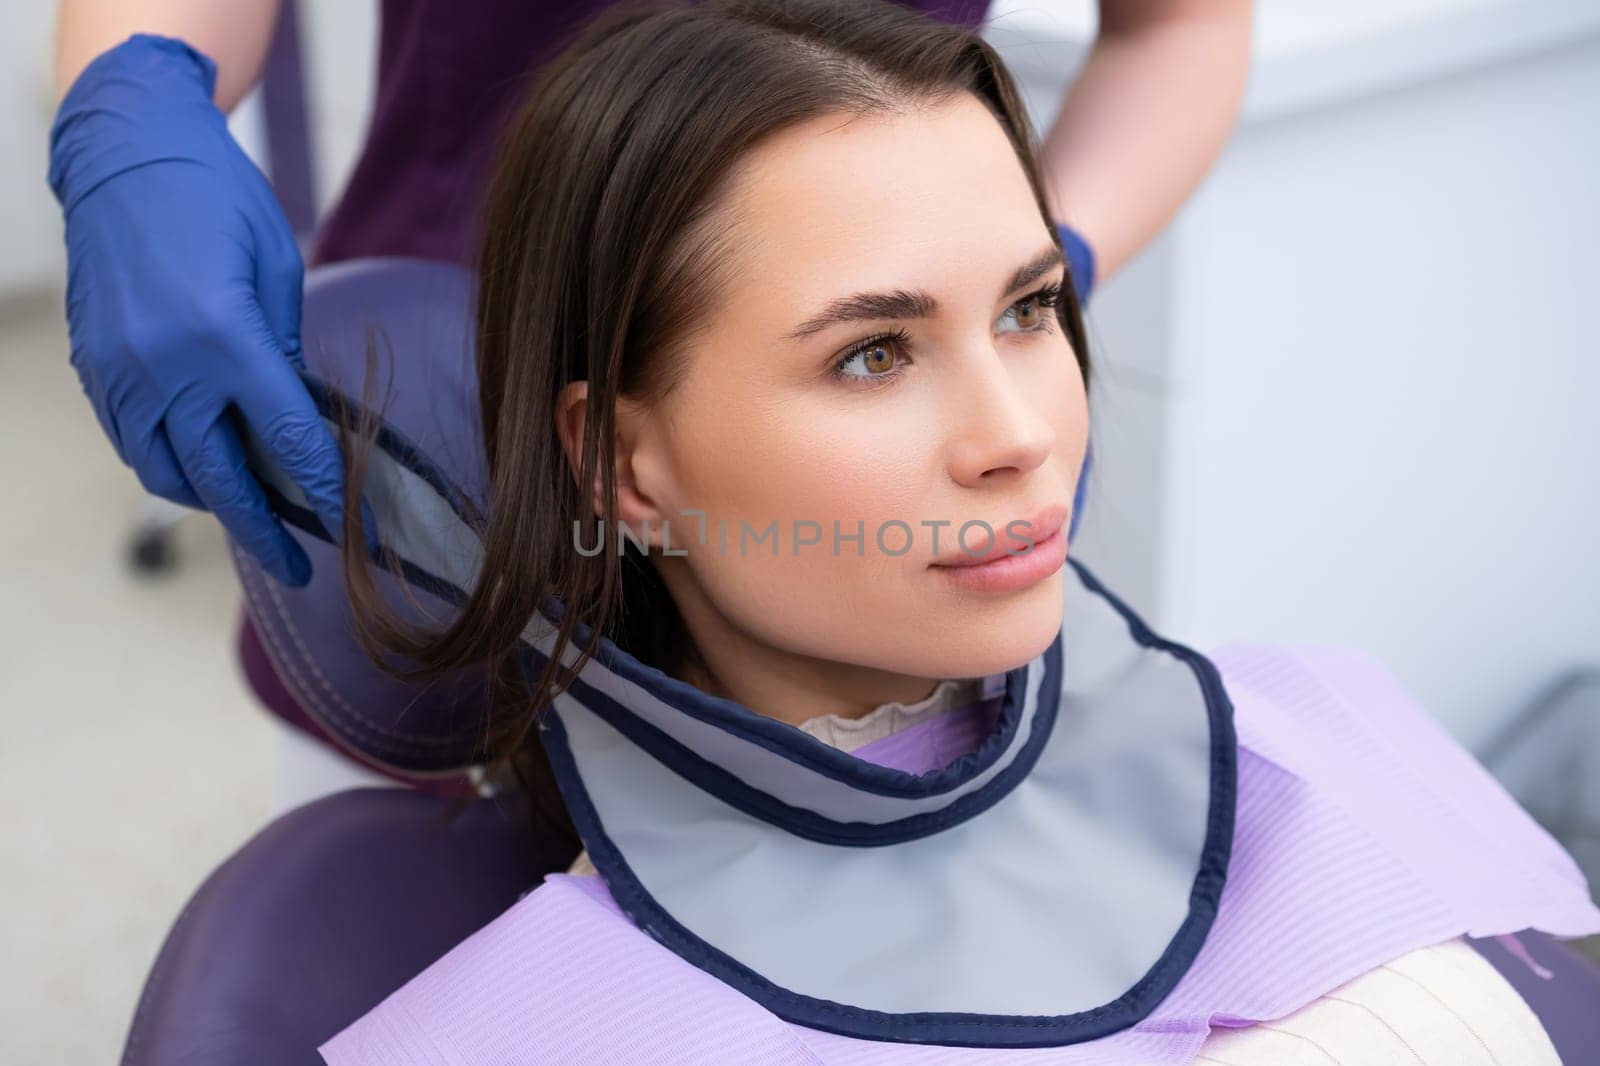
232,257,501,777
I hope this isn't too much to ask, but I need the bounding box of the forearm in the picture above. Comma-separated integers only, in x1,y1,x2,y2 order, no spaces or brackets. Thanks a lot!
54,0,283,111
1039,0,1251,284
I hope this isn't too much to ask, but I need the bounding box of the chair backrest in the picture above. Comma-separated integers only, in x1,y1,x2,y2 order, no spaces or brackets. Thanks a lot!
118,788,578,1066
233,257,494,777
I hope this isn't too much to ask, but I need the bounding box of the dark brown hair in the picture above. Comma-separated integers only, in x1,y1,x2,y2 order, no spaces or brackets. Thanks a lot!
340,0,1092,858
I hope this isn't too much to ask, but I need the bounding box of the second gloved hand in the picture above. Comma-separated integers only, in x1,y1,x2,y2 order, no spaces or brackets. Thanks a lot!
48,33,347,586
1053,218,1095,543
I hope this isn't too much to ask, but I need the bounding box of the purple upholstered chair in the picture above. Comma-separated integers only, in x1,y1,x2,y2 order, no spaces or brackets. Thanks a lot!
118,257,1600,1064
121,256,580,1065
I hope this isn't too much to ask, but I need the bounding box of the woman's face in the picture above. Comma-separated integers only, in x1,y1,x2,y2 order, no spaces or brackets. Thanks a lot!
584,92,1087,717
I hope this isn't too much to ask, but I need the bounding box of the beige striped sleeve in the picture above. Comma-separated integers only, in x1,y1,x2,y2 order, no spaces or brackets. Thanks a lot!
1195,936,1560,1065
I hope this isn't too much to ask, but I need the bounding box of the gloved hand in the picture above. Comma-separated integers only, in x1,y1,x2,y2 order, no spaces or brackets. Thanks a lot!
1053,219,1096,542
48,33,346,587
1053,219,1096,306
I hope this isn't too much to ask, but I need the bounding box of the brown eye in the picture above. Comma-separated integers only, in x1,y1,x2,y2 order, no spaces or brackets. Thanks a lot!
998,282,1063,336
1013,296,1043,330
860,344,895,375
831,329,911,385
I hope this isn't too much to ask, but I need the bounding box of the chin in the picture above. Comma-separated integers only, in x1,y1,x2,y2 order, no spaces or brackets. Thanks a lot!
916,580,1064,679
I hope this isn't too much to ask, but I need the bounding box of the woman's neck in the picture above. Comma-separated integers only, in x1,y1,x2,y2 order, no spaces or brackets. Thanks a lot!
674,642,947,726
655,555,954,726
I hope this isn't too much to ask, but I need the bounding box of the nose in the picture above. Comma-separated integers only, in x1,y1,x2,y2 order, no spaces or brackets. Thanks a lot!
943,347,1056,486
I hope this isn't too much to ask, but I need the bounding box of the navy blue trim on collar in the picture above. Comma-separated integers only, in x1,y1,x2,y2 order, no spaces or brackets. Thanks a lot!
259,371,483,560
298,371,485,532
532,632,1059,844
540,557,1239,1049
530,597,1053,800
256,478,473,615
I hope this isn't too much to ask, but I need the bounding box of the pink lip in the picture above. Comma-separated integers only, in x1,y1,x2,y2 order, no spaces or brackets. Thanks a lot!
931,523,1069,593
931,504,1069,569
928,503,1071,594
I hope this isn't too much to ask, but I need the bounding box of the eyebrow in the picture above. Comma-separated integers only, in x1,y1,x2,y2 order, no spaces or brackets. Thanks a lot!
785,242,1066,342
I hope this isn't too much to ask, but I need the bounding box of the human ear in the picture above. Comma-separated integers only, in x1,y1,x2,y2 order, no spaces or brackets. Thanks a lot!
555,382,671,547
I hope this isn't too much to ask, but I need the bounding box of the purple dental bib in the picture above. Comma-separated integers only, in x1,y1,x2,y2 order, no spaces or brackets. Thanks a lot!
319,636,1599,1064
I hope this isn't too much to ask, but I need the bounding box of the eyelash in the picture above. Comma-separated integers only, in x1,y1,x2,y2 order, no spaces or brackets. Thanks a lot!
829,281,1065,387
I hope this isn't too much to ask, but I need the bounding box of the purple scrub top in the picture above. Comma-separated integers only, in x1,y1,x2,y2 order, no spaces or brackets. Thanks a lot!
309,0,993,267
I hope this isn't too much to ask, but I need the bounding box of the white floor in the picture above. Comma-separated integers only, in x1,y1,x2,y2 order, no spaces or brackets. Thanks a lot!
0,289,392,1064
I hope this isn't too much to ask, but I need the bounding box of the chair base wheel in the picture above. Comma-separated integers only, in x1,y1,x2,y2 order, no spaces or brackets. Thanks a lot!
128,528,178,575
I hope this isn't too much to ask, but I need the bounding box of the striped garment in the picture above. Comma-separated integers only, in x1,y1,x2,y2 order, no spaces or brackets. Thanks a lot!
1194,935,1557,1064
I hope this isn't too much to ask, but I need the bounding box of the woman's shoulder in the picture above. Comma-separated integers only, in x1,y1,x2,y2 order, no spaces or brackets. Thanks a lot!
1198,935,1561,1064
1206,641,1524,812
317,873,808,1065
1214,641,1591,890
317,875,622,1064
1206,641,1600,962
1204,641,1424,742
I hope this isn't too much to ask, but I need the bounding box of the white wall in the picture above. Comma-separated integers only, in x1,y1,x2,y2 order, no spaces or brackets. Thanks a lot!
0,3,70,295
1167,35,1600,748
990,0,1600,748
296,0,378,227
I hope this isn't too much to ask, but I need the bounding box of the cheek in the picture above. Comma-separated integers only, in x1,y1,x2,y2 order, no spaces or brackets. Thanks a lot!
1051,349,1091,466
674,396,930,572
663,384,936,652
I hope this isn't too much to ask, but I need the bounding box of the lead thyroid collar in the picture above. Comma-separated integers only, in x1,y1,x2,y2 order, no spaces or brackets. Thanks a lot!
529,555,1236,1048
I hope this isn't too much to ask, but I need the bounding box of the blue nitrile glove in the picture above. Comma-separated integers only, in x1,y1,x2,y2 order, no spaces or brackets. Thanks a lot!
48,33,346,587
1054,219,1096,307
1053,220,1096,542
